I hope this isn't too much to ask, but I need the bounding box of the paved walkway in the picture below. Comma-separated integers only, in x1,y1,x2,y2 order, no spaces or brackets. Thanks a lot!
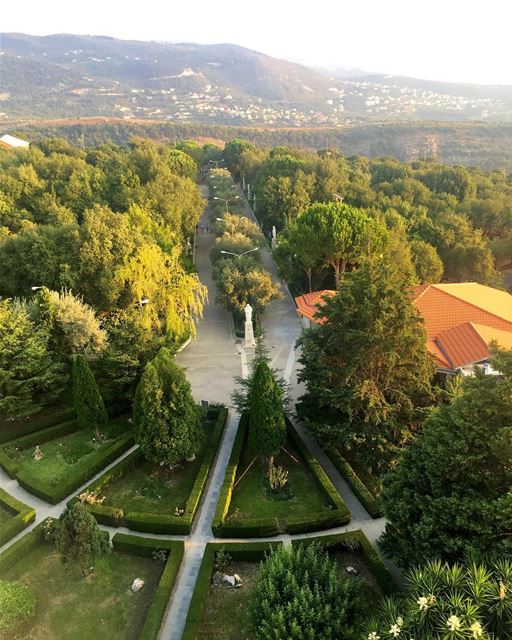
0,183,401,640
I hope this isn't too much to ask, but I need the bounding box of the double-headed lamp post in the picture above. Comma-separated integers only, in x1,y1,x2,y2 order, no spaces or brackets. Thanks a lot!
214,195,239,213
220,248,259,259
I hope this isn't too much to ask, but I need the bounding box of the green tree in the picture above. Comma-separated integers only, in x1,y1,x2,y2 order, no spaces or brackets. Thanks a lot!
409,238,444,284
214,256,282,316
213,212,263,244
298,255,435,473
294,202,385,289
248,360,286,468
250,544,362,640
365,559,512,640
57,502,110,576
209,232,258,265
72,354,108,439
0,581,36,630
0,299,62,419
133,348,203,465
380,349,512,567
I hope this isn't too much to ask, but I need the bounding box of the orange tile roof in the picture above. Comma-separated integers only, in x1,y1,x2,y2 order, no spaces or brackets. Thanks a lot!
295,290,335,323
296,282,512,371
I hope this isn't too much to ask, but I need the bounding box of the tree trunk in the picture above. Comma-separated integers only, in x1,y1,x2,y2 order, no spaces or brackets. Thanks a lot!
307,268,313,294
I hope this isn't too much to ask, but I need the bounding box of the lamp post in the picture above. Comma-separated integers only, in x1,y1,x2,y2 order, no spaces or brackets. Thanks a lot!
214,195,239,213
333,193,344,202
220,248,259,259
31,286,44,291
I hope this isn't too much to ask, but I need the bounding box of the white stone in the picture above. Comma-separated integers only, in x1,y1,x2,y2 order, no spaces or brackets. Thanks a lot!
221,574,236,587
346,566,359,575
233,573,242,585
131,578,145,592
186,454,196,462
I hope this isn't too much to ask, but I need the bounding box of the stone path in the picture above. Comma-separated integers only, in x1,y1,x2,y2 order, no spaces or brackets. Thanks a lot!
0,184,400,640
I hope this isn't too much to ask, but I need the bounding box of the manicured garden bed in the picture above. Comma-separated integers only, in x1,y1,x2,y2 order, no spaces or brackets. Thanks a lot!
0,524,183,640
72,408,228,534
182,541,281,640
0,416,135,503
212,414,351,537
0,488,36,547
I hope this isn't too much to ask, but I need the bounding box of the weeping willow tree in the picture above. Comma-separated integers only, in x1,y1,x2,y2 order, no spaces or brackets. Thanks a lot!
114,242,207,343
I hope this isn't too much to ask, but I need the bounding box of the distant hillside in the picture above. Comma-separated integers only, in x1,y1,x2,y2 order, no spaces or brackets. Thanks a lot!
3,33,512,125
9,118,512,171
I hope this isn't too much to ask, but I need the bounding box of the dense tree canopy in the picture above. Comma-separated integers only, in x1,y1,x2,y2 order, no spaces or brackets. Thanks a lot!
298,254,435,473
380,350,512,567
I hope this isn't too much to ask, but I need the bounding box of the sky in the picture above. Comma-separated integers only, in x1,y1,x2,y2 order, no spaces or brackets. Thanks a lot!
2,0,512,85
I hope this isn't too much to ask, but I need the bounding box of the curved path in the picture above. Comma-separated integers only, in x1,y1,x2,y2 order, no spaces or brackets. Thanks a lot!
0,186,399,640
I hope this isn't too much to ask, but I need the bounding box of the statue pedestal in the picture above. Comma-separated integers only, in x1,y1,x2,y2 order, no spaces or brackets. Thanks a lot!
244,319,256,349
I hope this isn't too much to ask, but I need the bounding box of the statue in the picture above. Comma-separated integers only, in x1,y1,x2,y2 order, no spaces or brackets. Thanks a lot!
271,225,277,249
33,445,43,461
247,184,251,200
272,226,277,239
244,303,255,349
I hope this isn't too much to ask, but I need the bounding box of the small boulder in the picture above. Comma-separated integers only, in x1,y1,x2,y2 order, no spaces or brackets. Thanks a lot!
346,566,359,576
212,571,223,586
131,578,145,592
222,574,236,587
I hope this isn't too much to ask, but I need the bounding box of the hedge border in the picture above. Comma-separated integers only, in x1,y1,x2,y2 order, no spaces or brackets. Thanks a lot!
0,488,36,548
182,540,281,640
0,519,46,574
0,418,135,503
71,408,229,534
326,447,383,518
212,413,351,538
291,529,398,595
111,532,184,640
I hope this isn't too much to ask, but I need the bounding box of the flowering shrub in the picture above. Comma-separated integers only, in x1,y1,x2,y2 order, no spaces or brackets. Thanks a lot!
364,559,512,639
78,490,105,506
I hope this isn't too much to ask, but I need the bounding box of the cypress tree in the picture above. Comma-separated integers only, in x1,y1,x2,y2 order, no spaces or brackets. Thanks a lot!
133,347,203,465
72,354,108,439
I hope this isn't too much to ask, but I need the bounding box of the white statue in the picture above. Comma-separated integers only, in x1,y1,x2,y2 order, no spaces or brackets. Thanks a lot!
272,226,277,239
244,303,253,323
244,303,255,348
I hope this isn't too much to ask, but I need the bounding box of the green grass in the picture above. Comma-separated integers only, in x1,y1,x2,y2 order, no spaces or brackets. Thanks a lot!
0,542,164,640
0,502,15,530
329,548,382,602
227,439,332,522
196,560,260,640
101,457,202,515
4,418,130,491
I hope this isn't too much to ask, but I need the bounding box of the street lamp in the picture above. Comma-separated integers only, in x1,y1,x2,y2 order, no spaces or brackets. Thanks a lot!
31,286,44,291
139,298,149,306
220,248,259,259
333,193,344,202
214,195,239,212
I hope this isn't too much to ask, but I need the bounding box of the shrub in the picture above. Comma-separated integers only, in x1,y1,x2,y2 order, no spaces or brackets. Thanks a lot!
0,580,36,630
0,489,36,547
250,544,364,640
72,354,108,439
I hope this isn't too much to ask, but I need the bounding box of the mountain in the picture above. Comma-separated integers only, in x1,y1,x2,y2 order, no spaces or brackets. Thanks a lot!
2,33,512,126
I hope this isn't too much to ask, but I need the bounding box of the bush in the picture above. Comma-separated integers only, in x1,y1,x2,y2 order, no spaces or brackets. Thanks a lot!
182,541,280,640
327,448,383,518
250,544,364,640
292,530,398,596
0,489,36,547
0,407,75,444
0,580,36,630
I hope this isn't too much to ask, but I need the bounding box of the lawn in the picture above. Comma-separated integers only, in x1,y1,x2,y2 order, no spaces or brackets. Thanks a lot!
329,548,382,603
0,502,14,530
227,438,332,522
1,542,164,640
3,417,131,493
196,560,259,640
101,456,202,515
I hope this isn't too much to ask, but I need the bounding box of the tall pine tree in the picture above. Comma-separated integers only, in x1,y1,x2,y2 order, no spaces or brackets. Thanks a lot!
133,347,203,465
72,354,108,439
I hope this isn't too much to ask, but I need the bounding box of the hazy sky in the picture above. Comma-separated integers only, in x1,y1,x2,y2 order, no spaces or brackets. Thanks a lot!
2,0,511,85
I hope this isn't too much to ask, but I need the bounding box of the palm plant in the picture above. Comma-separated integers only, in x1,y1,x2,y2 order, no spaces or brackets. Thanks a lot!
363,559,512,640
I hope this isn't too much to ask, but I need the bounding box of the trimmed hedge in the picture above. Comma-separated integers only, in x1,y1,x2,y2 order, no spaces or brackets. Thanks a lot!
0,408,76,445
112,533,184,640
327,448,383,518
0,489,36,548
72,408,228,534
0,418,135,503
212,414,351,538
292,529,398,595
182,540,281,640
